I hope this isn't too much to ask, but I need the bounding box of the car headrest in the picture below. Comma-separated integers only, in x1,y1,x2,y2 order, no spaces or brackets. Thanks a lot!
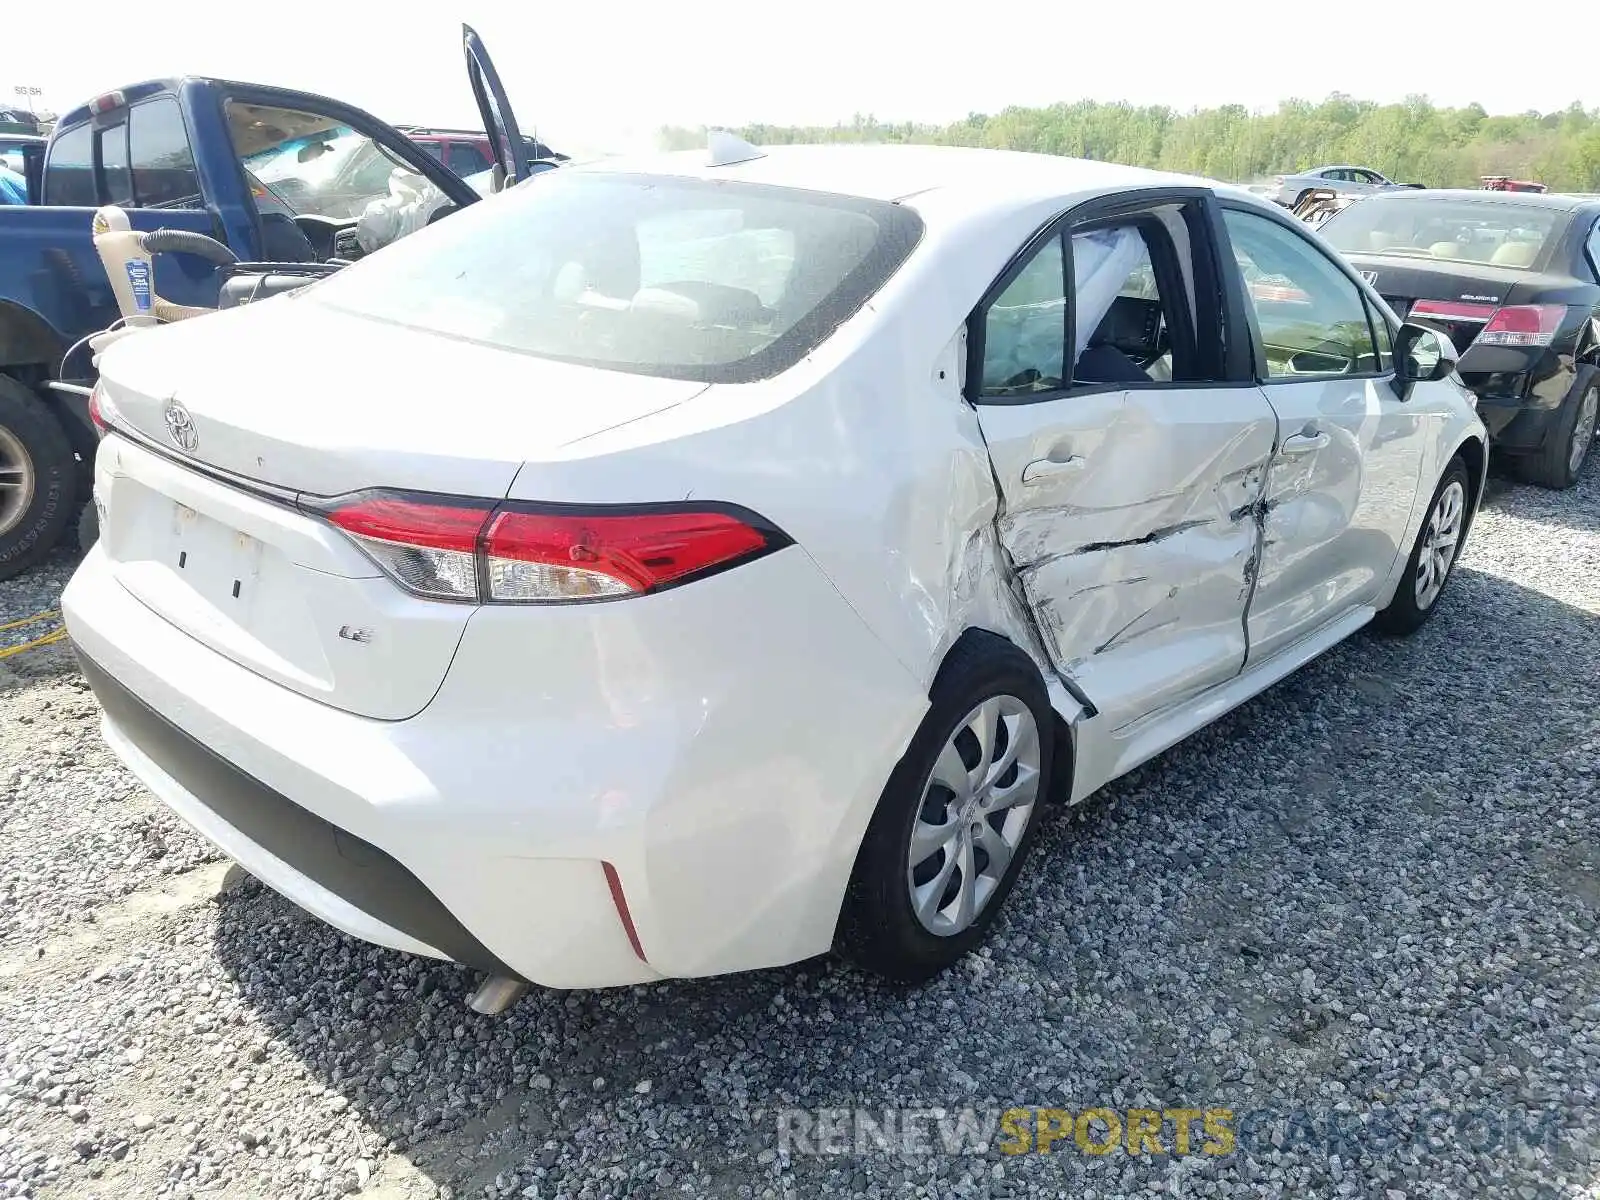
1429,241,1461,259
1490,242,1537,268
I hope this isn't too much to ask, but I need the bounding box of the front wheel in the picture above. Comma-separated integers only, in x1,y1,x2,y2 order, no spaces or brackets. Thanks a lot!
835,634,1055,984
0,374,77,582
1374,454,1471,636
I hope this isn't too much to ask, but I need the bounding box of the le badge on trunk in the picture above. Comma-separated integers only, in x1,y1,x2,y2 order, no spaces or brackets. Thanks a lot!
163,400,198,453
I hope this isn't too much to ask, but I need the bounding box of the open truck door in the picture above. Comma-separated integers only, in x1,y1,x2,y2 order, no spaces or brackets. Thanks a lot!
464,23,531,190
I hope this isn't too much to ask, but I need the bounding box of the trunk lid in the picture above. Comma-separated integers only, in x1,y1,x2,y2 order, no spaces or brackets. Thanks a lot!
93,296,707,720
1344,253,1558,354
96,295,707,496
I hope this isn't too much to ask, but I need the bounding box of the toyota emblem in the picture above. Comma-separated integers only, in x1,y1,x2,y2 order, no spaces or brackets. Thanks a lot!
163,400,198,453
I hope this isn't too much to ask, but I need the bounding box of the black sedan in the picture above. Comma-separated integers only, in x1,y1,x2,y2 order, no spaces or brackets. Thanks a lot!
1320,190,1600,488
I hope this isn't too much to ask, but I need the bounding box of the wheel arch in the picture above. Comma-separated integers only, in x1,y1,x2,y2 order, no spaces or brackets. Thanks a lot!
932,626,1075,805
1453,431,1488,545
0,301,65,371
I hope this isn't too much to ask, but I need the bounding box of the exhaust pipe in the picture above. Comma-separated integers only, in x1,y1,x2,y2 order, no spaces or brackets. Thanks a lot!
467,975,529,1015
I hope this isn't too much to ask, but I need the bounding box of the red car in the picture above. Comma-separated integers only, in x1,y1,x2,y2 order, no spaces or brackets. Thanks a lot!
398,125,566,176
1480,176,1547,193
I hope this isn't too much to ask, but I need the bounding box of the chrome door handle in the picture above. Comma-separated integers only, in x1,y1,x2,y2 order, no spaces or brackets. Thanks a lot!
1279,431,1329,456
1022,455,1086,483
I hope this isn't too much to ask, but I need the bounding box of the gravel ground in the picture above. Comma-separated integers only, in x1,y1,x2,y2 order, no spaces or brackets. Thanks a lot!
1,462,1597,1200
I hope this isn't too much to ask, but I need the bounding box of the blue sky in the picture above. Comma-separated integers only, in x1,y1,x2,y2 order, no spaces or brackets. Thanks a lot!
10,0,1598,156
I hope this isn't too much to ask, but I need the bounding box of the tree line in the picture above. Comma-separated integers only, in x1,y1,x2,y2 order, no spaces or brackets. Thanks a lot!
660,95,1600,192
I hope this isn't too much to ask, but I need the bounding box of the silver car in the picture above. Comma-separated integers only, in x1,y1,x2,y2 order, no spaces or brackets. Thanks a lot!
1257,165,1420,208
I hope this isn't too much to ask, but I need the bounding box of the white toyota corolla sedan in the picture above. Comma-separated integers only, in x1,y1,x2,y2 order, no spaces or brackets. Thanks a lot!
64,141,1487,1004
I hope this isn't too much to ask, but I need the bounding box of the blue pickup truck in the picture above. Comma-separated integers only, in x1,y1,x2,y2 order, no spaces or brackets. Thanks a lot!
0,26,541,579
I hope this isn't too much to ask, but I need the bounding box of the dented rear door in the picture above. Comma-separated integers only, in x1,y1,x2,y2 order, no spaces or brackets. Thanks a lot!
976,386,1276,733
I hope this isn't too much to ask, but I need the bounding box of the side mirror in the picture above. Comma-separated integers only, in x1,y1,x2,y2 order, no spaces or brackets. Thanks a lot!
1393,321,1458,389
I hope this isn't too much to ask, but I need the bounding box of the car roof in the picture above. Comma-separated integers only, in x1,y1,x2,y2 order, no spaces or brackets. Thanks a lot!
568,143,1216,217
1347,187,1597,214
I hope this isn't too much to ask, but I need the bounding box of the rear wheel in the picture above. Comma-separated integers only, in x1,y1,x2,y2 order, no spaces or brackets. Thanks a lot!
1374,454,1470,636
835,634,1055,984
0,374,77,582
1514,370,1598,490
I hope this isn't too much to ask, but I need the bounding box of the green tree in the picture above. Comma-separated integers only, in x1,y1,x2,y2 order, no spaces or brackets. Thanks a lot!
659,96,1600,191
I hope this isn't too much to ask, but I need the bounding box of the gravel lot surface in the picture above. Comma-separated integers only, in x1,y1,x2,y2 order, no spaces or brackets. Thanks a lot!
1,465,1597,1200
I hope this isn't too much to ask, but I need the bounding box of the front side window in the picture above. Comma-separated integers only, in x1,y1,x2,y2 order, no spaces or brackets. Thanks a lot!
129,98,200,208
309,170,924,384
1224,208,1379,380
42,122,93,206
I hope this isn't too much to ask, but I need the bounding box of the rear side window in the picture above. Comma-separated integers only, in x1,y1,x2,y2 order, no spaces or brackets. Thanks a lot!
98,123,131,205
1586,218,1600,283
415,140,446,164
446,142,488,175
42,122,94,205
310,171,925,384
129,98,201,208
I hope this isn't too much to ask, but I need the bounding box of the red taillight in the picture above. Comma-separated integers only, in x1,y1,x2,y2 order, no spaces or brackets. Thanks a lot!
1408,299,1497,323
483,508,772,601
1478,304,1565,347
1409,300,1565,348
320,492,788,604
89,91,126,115
87,384,108,434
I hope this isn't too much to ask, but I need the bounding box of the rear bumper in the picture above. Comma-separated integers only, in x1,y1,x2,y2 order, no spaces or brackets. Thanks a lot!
62,541,924,989
1458,347,1576,452
76,648,512,974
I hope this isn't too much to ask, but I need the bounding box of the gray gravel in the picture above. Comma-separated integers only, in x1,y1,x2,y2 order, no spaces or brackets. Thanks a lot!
1,461,1598,1200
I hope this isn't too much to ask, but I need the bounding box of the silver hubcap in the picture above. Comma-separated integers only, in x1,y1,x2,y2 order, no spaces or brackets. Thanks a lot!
1414,479,1465,611
907,696,1041,937
1569,386,1598,474
0,425,36,537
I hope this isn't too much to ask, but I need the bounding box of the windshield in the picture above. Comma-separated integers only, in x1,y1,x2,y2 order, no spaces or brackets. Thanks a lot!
237,120,413,220
1320,197,1564,270
308,170,925,383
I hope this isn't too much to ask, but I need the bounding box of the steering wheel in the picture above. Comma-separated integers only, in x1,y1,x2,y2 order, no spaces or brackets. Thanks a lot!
1137,310,1170,370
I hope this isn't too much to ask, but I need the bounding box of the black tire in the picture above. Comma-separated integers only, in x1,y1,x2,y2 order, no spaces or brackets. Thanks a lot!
1513,368,1598,490
75,498,99,552
0,374,77,582
1374,454,1471,636
835,633,1057,984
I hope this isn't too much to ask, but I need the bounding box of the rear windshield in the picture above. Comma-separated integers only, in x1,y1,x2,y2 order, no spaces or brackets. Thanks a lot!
1320,197,1564,270
309,171,925,383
